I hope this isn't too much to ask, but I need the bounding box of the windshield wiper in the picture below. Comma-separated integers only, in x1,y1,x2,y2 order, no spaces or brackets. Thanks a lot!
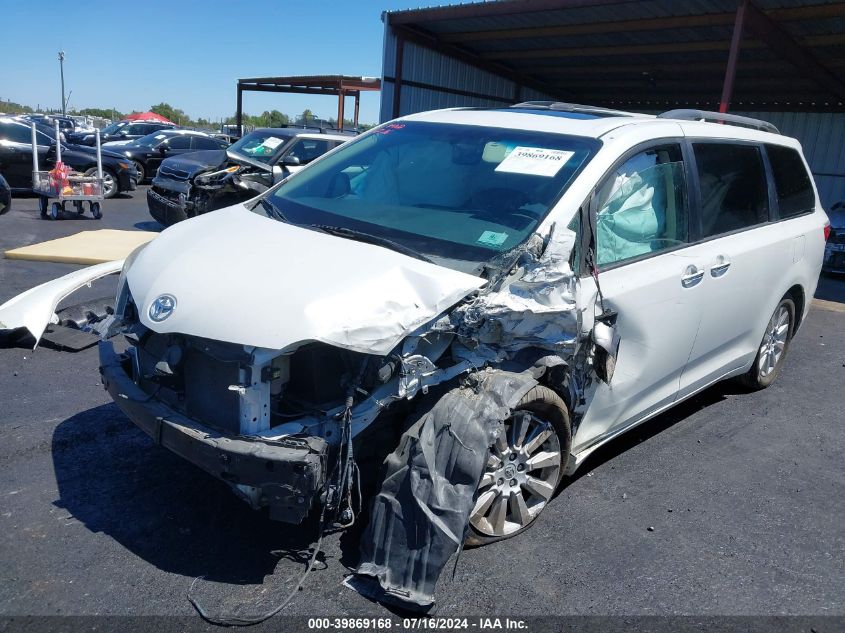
308,224,433,263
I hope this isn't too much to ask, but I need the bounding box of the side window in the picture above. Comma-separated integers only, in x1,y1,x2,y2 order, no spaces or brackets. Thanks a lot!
285,138,332,165
194,136,222,150
1,123,33,144
595,144,689,267
168,136,192,150
766,144,815,219
693,143,769,238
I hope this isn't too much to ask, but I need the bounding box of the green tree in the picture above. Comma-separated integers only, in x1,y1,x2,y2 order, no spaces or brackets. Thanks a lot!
150,102,189,125
0,99,34,115
79,107,123,120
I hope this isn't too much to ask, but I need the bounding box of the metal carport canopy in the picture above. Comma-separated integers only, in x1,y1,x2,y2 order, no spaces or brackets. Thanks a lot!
236,75,381,131
384,0,845,115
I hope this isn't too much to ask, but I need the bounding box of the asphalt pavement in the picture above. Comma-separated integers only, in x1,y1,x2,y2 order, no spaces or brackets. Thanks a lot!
0,189,843,625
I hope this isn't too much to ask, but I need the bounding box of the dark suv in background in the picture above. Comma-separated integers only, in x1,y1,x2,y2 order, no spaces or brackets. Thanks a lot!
114,130,229,182
147,127,349,226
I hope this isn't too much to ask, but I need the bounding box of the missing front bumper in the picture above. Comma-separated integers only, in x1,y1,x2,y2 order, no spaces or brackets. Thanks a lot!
98,340,327,523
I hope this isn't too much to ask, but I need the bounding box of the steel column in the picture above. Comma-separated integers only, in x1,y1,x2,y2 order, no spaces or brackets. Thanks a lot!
392,33,405,119
338,89,345,130
353,92,360,128
236,84,243,134
720,0,748,113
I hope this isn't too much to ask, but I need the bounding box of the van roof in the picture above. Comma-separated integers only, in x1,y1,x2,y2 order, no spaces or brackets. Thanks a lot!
403,105,796,147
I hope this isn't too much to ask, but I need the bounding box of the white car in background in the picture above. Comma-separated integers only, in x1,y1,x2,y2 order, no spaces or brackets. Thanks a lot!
0,102,829,611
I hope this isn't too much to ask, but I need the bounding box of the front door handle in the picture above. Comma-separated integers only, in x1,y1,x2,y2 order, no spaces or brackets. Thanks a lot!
710,255,731,278
681,265,704,288
710,262,731,277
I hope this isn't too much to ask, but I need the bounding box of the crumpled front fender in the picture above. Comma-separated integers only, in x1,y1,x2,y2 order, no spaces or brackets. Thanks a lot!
0,260,123,348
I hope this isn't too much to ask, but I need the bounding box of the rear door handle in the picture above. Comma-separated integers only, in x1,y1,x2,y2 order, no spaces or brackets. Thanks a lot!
681,265,704,288
710,255,731,278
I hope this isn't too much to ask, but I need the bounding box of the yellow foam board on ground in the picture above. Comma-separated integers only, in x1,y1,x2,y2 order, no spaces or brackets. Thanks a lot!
4,229,157,265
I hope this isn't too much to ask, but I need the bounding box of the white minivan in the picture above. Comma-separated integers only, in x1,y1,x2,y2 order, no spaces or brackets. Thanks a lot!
0,102,829,610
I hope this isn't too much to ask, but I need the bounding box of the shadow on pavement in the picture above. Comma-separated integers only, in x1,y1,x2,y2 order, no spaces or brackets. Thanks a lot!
815,272,845,303
51,379,747,591
133,221,163,232
51,403,324,585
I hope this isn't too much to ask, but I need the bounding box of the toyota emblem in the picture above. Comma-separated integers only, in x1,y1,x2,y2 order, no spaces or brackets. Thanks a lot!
148,294,177,322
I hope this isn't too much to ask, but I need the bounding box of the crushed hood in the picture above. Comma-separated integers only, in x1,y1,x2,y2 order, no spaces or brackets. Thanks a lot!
127,205,486,355
158,150,229,179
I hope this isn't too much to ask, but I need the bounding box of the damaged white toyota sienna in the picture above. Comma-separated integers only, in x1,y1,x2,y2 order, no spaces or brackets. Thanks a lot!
0,102,828,610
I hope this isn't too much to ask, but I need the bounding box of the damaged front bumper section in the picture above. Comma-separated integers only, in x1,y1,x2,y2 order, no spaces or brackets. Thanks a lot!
98,340,327,523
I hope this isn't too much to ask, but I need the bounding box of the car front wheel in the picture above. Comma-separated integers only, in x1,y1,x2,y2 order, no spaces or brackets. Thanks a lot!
466,385,571,547
739,297,796,390
133,161,146,183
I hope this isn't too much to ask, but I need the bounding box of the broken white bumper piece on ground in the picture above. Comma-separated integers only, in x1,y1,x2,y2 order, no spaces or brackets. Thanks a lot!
0,259,123,348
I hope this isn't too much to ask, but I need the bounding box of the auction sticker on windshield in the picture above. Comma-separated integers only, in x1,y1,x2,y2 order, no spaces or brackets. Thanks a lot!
260,137,283,150
495,147,574,177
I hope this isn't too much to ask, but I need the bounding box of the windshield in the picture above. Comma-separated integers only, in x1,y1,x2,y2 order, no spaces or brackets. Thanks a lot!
228,130,291,164
130,132,169,147
264,121,598,266
101,121,127,135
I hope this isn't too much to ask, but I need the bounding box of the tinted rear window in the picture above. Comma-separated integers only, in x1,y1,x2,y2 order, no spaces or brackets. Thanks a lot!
693,143,769,238
766,144,815,219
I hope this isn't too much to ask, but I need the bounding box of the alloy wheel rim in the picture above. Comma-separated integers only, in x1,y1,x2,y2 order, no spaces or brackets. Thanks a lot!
102,172,115,197
759,305,790,378
470,411,561,537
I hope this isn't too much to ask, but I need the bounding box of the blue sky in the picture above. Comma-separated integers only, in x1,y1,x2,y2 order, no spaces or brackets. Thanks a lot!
0,0,460,125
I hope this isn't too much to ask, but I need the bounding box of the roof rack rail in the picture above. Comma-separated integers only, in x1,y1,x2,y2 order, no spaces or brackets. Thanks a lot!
511,101,635,117
658,109,779,134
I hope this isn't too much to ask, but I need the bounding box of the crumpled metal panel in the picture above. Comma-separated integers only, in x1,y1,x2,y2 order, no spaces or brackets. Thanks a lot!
0,259,123,348
453,224,581,355
350,368,539,611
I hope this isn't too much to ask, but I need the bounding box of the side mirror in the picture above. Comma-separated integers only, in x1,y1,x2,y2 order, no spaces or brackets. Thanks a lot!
159,145,168,155
281,155,301,167
592,310,620,384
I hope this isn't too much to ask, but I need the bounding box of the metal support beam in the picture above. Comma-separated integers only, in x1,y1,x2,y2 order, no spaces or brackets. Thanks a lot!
439,3,845,43
742,0,845,102
354,92,360,128
236,84,243,135
388,0,640,24
720,0,748,113
392,34,405,119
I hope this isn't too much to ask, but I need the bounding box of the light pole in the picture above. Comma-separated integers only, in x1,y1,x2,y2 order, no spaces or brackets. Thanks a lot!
58,51,66,115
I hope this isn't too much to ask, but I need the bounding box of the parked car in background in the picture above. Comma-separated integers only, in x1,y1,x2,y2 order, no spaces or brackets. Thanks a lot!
67,120,176,146
823,200,845,273
147,127,349,226
0,174,10,215
112,130,229,182
0,117,138,199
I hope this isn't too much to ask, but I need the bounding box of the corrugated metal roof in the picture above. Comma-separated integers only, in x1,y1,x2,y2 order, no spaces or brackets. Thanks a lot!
383,0,845,110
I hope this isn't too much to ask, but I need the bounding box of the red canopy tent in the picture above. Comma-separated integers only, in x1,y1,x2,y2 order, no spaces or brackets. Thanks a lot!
124,111,175,124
